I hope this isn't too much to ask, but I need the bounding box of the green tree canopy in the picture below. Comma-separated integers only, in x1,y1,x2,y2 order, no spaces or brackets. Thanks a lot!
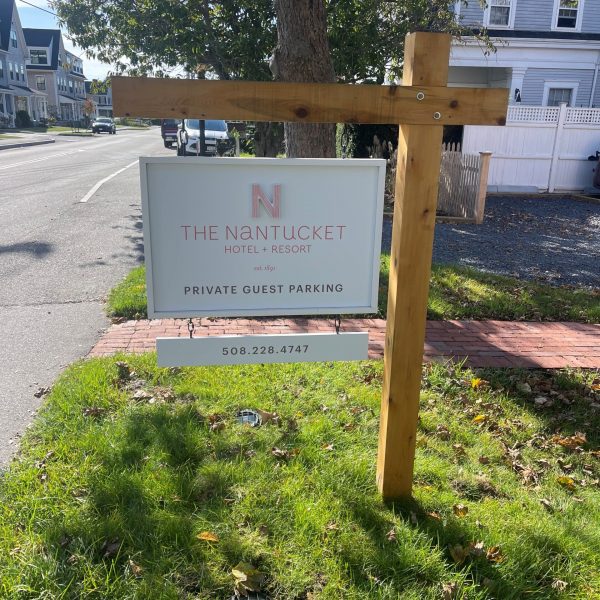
50,0,485,83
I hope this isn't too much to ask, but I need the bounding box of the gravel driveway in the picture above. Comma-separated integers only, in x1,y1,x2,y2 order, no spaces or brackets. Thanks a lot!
382,195,600,288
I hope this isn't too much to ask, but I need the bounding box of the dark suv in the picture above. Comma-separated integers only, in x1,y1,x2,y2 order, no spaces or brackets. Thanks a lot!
161,119,179,148
92,117,116,134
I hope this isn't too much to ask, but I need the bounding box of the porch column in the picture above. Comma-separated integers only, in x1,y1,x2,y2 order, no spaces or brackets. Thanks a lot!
509,67,527,104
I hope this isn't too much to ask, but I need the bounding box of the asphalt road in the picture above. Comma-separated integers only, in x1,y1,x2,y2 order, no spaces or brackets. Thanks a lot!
0,128,172,465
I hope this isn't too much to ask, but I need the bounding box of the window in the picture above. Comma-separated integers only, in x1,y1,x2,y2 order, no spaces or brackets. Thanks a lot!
486,0,514,27
68,80,73,94
10,29,17,48
8,62,13,80
20,65,24,81
36,75,46,91
0,62,3,79
30,50,48,65
548,88,573,106
554,0,582,30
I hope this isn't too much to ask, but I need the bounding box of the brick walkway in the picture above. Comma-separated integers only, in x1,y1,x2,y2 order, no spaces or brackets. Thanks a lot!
88,318,600,369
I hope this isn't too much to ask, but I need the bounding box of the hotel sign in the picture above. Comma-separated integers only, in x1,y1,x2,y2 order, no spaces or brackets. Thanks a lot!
140,157,385,318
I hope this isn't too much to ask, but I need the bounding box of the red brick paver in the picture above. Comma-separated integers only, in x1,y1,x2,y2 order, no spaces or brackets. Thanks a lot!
88,318,600,369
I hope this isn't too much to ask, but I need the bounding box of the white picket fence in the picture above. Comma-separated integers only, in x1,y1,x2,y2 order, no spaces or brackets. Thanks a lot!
438,144,491,223
463,103,600,192
376,139,492,222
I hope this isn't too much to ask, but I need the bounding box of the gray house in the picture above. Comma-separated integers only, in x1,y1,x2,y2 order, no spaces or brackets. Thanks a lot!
0,0,47,126
452,0,600,108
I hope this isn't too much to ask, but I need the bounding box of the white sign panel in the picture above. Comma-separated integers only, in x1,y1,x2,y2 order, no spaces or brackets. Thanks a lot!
157,333,369,367
141,157,385,318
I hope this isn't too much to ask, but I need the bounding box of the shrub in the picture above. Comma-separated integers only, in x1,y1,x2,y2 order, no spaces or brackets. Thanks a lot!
15,110,32,128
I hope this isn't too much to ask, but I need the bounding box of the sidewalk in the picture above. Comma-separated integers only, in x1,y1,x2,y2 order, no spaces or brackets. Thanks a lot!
89,318,600,369
0,131,55,151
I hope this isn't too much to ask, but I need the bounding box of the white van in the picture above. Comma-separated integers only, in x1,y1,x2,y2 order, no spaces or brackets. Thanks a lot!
176,119,229,156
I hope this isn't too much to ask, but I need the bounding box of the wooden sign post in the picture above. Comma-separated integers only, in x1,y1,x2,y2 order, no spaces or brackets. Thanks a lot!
113,32,508,499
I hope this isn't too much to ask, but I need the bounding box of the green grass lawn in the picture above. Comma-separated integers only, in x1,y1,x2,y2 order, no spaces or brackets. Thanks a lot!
107,260,600,323
0,133,18,139
5,126,79,134
0,357,598,598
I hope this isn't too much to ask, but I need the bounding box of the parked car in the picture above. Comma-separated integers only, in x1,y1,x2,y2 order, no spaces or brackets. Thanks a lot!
161,118,179,148
92,117,116,134
176,119,229,156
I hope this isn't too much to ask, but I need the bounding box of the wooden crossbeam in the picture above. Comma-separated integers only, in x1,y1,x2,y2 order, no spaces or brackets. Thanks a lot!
112,76,508,126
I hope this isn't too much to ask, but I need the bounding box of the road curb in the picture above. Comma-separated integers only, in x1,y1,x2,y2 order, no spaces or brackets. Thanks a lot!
0,139,56,151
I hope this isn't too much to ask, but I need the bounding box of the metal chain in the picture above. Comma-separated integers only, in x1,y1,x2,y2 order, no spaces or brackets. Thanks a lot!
187,318,195,339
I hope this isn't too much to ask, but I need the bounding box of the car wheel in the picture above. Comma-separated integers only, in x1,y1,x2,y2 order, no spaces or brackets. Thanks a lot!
164,141,172,149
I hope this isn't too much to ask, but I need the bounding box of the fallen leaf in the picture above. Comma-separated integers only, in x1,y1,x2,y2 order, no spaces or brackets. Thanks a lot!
342,422,355,432
132,389,154,402
82,406,106,418
442,582,459,599
129,559,143,577
472,414,488,424
271,447,298,460
197,531,219,543
210,421,226,432
468,540,486,557
486,546,504,563
540,498,553,511
449,544,469,565
436,425,451,440
558,458,574,472
552,433,587,450
557,476,576,491
102,539,121,559
232,562,264,594
516,382,532,394
478,455,490,465
322,443,335,452
386,528,397,542
325,522,339,531
520,467,539,486
552,580,568,592
33,387,51,398
452,444,467,457
453,504,469,518
426,511,443,522
256,409,279,425
471,378,488,389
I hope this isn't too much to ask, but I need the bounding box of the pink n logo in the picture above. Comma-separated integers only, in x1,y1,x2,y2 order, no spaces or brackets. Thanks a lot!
252,184,281,219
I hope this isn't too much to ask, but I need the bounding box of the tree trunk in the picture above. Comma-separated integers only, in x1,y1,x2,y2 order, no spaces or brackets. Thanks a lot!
254,122,283,157
272,0,336,158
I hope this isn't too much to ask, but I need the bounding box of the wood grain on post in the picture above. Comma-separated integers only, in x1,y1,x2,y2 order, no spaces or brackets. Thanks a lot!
376,32,451,499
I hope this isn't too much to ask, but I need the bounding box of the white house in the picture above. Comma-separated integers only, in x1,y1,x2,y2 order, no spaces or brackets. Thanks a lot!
24,28,87,122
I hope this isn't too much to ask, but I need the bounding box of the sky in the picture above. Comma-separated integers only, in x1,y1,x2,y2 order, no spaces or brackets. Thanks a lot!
15,0,111,80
